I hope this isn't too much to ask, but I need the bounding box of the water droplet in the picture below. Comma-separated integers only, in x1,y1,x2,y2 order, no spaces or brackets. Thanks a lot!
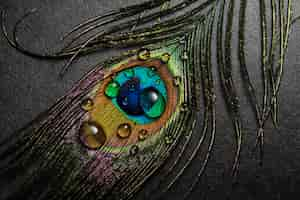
161,52,171,63
124,68,135,78
79,121,106,149
147,67,157,77
81,98,94,111
181,51,188,60
105,81,120,98
180,103,189,112
140,87,166,118
155,79,161,85
130,145,139,156
129,83,137,92
138,129,148,141
138,48,151,60
117,123,132,139
122,97,129,106
173,76,182,87
179,39,185,45
165,136,173,145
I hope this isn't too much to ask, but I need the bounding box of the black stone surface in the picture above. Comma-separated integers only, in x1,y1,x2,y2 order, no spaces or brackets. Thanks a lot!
0,0,300,199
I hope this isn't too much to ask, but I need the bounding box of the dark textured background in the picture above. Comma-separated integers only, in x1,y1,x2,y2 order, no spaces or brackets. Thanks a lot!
0,0,300,199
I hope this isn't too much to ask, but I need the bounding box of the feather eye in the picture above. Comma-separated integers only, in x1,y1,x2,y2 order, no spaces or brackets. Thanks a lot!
75,48,181,153
72,46,190,192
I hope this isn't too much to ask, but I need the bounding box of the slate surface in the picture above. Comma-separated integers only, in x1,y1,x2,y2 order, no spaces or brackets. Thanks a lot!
0,0,300,199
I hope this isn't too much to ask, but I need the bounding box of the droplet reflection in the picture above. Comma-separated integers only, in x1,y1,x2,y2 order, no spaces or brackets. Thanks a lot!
79,121,106,149
81,98,94,111
138,129,148,141
117,123,132,139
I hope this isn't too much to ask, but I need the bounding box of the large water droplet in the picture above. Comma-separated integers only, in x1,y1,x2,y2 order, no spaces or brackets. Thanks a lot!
117,123,132,139
79,121,106,149
140,87,166,118
105,81,120,98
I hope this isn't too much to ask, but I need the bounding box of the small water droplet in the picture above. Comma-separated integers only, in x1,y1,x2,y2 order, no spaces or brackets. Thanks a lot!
161,52,171,63
165,136,173,145
79,121,106,149
147,67,157,77
138,129,148,141
155,79,161,85
138,48,151,60
180,103,189,112
117,123,132,139
173,76,182,87
130,145,139,156
129,83,136,92
181,51,188,60
81,98,94,111
124,68,135,78
105,81,120,98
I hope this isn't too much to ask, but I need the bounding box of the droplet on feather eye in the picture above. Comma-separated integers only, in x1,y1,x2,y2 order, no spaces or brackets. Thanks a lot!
155,79,161,85
117,123,132,139
147,67,157,77
161,53,171,63
138,129,148,141
140,87,166,118
81,98,94,111
124,68,135,78
122,97,129,106
105,81,120,98
129,83,137,92
138,48,151,60
79,121,106,149
117,78,143,115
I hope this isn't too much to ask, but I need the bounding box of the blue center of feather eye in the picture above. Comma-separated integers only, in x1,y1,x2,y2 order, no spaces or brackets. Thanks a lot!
116,78,144,115
105,66,168,124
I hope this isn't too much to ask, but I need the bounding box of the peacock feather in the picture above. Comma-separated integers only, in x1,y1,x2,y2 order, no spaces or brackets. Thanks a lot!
0,0,299,199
